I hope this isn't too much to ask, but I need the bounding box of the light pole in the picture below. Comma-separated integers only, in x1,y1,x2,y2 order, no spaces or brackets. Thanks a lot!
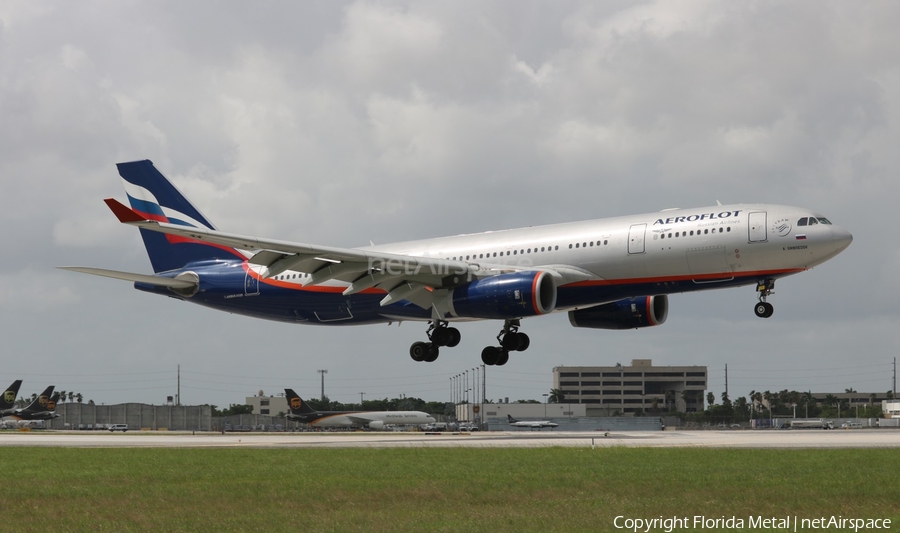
543,393,549,417
317,369,328,403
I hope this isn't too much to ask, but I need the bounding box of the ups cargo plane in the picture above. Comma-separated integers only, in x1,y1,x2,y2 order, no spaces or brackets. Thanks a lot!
62,160,852,366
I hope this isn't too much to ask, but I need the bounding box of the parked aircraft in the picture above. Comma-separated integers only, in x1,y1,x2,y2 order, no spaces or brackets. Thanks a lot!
6,387,60,421
0,380,23,417
283,389,435,429
61,160,852,365
507,414,558,430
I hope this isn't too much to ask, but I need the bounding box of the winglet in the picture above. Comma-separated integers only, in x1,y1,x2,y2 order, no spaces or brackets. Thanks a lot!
104,198,147,223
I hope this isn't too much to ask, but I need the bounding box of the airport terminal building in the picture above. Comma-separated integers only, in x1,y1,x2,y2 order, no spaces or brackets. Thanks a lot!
553,359,708,416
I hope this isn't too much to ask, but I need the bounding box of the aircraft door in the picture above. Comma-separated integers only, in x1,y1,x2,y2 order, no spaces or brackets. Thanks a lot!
748,211,767,243
245,266,260,296
628,224,646,254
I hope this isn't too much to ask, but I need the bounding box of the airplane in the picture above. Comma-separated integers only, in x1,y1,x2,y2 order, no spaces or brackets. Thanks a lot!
61,160,852,366
507,414,558,430
5,387,60,421
0,380,23,417
283,389,435,429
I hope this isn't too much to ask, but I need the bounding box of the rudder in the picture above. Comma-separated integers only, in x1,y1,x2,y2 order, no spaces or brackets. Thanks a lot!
116,160,244,273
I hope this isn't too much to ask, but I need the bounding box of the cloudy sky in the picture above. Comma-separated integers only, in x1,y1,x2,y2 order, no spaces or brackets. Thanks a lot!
1,1,897,410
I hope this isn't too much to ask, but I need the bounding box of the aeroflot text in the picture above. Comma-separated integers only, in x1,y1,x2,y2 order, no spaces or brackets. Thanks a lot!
613,515,891,532
653,210,742,226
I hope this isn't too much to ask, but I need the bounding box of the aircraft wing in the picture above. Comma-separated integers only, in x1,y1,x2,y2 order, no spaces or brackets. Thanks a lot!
346,414,378,425
103,198,593,313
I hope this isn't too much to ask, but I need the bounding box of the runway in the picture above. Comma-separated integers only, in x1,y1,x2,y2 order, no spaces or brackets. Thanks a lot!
1,429,898,448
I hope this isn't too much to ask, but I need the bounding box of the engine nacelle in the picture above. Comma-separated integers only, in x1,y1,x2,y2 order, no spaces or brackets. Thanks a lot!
451,271,557,320
568,295,668,330
367,420,385,430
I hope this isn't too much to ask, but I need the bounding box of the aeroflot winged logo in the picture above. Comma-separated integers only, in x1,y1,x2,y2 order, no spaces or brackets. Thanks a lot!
290,397,302,410
653,210,742,225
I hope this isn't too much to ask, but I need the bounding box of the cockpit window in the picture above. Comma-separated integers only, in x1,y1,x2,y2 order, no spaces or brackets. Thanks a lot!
797,217,807,226
808,217,818,225
816,217,832,225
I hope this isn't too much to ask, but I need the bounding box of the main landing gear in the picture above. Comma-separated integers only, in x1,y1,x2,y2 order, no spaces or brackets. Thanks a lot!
409,321,461,363
754,278,775,318
481,319,530,366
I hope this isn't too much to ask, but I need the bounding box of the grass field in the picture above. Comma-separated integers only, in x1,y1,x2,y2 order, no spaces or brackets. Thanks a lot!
4,447,898,532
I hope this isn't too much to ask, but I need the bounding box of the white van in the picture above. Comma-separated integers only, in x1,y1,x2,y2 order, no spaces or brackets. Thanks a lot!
108,424,128,432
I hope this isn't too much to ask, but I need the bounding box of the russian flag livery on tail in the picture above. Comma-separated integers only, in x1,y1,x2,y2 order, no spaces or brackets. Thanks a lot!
61,160,853,366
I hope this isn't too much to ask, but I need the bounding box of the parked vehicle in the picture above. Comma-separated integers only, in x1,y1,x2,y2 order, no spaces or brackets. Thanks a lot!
108,424,128,432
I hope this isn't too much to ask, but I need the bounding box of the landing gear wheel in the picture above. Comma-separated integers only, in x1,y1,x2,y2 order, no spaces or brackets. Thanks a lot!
481,346,501,366
515,332,530,351
445,327,461,348
496,349,510,366
431,327,450,346
754,302,774,318
409,341,428,362
501,332,522,351
424,343,440,362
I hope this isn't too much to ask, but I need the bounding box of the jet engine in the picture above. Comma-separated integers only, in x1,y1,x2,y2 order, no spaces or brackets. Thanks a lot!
568,295,668,329
451,271,557,320
367,420,385,430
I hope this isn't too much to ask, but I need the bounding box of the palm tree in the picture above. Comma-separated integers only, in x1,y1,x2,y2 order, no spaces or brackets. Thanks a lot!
76,393,83,404
706,392,715,407
845,388,856,393
548,388,565,404
57,390,67,404
68,391,75,403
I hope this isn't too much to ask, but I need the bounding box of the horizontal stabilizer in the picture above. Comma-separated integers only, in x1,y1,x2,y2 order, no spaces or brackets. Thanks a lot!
57,267,197,289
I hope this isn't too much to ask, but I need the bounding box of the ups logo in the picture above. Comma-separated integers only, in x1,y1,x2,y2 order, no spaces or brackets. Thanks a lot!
3,390,14,404
38,395,49,407
290,397,302,410
47,400,57,410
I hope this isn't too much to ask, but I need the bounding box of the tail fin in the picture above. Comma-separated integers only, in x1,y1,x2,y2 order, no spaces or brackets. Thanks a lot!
284,389,317,415
116,160,244,273
507,414,518,423
1,380,22,410
23,386,54,412
47,392,59,412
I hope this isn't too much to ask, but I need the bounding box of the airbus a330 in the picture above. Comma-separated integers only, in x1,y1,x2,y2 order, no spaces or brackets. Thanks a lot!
62,161,852,366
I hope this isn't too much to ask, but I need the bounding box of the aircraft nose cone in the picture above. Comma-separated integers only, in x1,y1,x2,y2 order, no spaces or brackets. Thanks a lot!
832,226,853,253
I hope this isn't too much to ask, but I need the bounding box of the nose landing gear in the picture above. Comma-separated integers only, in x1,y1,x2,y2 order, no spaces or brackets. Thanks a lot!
754,279,775,318
409,321,461,362
481,319,530,366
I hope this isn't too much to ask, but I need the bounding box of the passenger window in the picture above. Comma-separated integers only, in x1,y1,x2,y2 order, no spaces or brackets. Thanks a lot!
555,245,559,250
726,227,731,232
575,243,580,248
527,248,531,253
569,244,573,249
479,254,483,259
513,250,517,255
797,218,807,226
603,240,607,245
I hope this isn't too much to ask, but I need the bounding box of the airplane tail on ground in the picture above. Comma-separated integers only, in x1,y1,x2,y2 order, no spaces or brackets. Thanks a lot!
284,389,318,415
116,160,244,273
47,392,59,413
1,380,22,410
22,386,54,413
507,414,518,423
